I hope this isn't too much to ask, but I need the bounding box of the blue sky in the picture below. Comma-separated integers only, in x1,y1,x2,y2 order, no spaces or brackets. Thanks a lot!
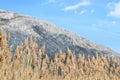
0,0,120,53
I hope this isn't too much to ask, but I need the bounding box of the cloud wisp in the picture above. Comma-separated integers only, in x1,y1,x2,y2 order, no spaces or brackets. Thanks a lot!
75,10,87,15
63,0,91,11
107,1,120,18
90,9,94,14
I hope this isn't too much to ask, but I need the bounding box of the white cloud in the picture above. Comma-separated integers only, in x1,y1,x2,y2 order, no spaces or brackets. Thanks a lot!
107,2,120,18
75,10,87,15
63,0,91,11
40,0,57,6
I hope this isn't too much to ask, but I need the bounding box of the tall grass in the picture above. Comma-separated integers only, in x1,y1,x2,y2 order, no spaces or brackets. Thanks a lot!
0,29,120,80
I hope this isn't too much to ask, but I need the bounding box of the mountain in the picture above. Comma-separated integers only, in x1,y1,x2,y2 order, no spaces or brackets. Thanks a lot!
0,9,119,58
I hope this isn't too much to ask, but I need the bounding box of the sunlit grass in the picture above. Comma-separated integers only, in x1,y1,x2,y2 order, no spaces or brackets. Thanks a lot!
0,29,120,80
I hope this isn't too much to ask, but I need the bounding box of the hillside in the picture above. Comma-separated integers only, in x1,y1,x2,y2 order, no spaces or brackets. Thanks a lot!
0,9,120,80
0,9,119,58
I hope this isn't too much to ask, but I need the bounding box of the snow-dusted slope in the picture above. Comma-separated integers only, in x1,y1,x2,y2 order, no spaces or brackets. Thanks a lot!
0,10,119,58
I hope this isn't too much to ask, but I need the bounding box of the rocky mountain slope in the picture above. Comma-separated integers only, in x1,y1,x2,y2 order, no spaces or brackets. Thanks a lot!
0,9,119,58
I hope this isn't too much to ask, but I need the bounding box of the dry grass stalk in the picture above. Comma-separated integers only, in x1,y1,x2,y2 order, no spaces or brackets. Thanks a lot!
0,29,120,80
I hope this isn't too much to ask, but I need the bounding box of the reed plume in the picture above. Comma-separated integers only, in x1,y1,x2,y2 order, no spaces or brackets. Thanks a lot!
0,29,120,80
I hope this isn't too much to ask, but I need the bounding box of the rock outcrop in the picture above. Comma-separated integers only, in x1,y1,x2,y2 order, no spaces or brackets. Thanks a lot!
0,9,119,58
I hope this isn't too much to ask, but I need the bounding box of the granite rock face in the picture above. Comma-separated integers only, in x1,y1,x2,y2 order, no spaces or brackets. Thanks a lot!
0,10,119,58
